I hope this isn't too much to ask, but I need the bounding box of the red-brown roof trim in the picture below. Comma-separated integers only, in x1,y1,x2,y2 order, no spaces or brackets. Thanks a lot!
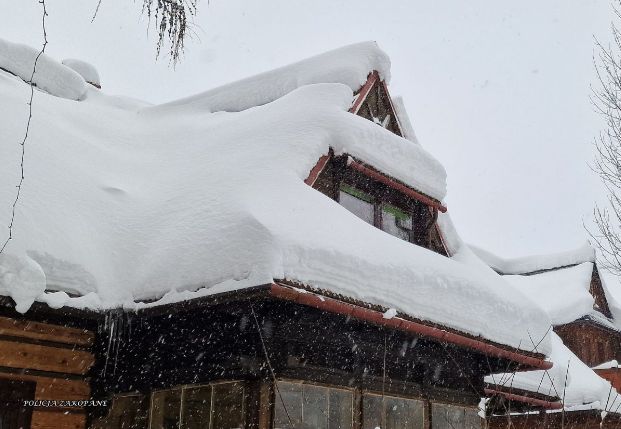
304,154,331,187
349,71,380,114
348,159,447,212
269,283,552,371
484,388,563,410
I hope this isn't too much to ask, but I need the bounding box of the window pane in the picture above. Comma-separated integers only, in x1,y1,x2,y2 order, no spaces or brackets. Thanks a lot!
339,187,374,225
382,205,412,241
328,389,353,429
303,385,328,429
363,394,424,429
151,390,181,429
212,382,245,429
465,408,482,429
274,382,303,428
362,395,383,429
181,386,211,429
432,403,474,429
274,382,353,429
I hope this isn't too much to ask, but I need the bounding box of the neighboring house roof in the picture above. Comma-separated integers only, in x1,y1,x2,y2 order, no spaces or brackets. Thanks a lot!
478,244,621,413
471,243,595,275
0,38,553,358
486,332,621,412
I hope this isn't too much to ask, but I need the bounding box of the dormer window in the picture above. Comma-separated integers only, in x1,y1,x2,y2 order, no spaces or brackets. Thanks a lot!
339,184,374,225
338,182,425,245
309,154,447,256
382,203,413,241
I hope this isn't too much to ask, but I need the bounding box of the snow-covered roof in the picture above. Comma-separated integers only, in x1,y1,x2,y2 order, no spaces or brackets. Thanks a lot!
504,262,596,325
486,333,621,413
62,59,101,87
0,39,553,356
471,243,595,275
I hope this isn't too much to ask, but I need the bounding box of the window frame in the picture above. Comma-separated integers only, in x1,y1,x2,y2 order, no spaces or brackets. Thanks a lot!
273,378,355,429
148,380,247,429
360,389,427,429
430,401,482,429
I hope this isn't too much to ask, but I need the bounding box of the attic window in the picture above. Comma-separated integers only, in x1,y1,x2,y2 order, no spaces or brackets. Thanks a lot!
382,203,413,241
338,183,417,243
339,184,374,225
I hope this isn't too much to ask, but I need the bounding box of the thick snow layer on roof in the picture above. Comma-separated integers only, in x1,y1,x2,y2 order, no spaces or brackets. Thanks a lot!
0,38,86,100
486,333,621,412
471,243,595,275
0,42,551,354
160,41,391,113
504,263,595,325
62,59,100,87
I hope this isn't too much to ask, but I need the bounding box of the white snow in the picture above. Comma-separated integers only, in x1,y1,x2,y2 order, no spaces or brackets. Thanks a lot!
593,360,620,370
391,96,419,144
486,333,621,412
0,38,86,100
159,41,391,114
504,262,595,325
471,243,595,275
0,40,552,356
62,58,100,87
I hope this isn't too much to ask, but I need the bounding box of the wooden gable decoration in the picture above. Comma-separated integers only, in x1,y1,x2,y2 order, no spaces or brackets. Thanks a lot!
350,71,404,137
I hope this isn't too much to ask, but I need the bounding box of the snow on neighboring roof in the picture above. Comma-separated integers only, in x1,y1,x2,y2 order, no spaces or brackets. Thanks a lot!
471,243,595,275
593,360,620,370
0,38,86,100
504,262,595,325
0,41,552,356
486,333,621,412
62,59,100,87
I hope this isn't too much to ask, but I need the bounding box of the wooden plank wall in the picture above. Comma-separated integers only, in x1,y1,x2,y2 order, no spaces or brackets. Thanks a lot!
0,315,95,429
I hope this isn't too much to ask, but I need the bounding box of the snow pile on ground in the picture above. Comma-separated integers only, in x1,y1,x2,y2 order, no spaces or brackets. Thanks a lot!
486,333,621,412
471,243,595,275
0,40,551,355
0,38,86,100
504,262,595,325
62,59,100,87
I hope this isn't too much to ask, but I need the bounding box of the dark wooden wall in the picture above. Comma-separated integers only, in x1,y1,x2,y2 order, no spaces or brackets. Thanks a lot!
92,296,508,411
554,320,621,367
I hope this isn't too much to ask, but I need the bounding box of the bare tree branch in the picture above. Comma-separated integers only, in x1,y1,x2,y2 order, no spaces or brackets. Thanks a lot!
0,0,48,255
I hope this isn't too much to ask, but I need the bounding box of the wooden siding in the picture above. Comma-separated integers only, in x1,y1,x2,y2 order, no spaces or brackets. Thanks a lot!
554,321,621,367
0,315,95,429
595,368,621,391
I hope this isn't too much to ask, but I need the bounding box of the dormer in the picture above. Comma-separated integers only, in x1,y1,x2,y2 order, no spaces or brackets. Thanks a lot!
305,72,448,255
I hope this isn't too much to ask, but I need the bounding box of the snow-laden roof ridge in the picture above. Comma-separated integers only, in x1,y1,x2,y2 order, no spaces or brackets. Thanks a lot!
155,41,391,113
471,242,595,275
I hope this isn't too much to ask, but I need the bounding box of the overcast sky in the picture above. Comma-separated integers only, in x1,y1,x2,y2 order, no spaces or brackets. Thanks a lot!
1,0,615,260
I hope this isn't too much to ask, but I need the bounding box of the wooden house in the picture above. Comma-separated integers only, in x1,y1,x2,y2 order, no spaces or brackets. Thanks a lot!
477,248,621,428
0,42,555,429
